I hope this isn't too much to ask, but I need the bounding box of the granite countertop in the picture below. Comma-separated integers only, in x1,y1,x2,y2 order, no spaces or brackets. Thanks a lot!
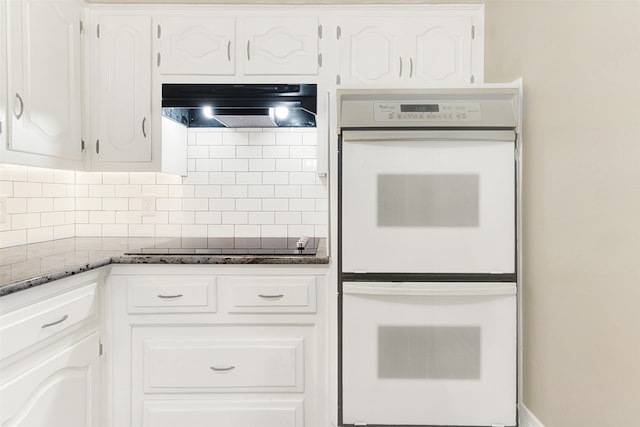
0,237,329,297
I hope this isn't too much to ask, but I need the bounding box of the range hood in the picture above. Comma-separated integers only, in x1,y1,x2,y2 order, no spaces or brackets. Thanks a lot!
162,83,317,128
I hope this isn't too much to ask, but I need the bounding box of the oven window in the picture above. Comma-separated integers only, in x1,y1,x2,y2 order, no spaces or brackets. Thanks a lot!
377,174,479,227
378,326,481,379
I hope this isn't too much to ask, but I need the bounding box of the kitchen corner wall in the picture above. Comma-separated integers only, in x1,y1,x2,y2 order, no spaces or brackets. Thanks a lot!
0,127,327,249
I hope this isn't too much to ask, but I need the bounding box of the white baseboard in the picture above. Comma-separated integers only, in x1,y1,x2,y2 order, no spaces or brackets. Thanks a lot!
520,404,545,427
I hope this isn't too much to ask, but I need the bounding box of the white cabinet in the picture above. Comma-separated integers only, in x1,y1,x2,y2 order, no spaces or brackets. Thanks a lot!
0,333,100,427
106,266,327,427
337,7,482,86
1,0,84,170
90,14,152,168
0,273,101,427
242,16,319,76
156,14,319,77
156,16,235,76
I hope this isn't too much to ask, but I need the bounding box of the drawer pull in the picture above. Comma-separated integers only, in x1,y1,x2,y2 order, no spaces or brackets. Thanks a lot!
41,314,69,329
258,294,284,300
157,294,183,299
209,365,236,373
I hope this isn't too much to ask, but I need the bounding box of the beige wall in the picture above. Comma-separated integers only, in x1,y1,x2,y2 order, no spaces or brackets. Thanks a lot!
484,1,640,426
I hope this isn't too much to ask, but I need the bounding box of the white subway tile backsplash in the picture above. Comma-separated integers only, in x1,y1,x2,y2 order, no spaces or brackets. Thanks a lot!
248,185,274,198
236,198,261,211
195,211,222,224
207,224,234,238
262,172,289,185
249,132,275,146
222,159,249,172
248,159,275,172
102,172,130,185
209,198,236,211
222,211,248,224
0,128,326,248
182,198,209,211
276,159,302,172
194,185,222,198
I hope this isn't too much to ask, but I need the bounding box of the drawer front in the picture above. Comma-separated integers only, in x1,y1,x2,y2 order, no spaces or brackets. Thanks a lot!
127,277,216,313
223,276,316,313
143,338,303,392
0,283,97,360
143,399,304,427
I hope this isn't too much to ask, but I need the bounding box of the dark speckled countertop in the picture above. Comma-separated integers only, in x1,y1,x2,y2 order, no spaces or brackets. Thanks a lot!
0,237,329,297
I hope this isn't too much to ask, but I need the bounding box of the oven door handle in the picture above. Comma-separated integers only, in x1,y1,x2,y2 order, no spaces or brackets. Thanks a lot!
343,282,516,297
342,130,516,143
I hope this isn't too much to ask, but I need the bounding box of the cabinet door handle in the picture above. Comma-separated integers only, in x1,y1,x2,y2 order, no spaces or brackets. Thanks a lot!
246,40,251,61
157,294,183,299
14,93,24,120
409,57,414,78
258,294,284,300
41,314,69,329
399,57,403,77
210,365,236,372
142,117,147,138
227,40,231,61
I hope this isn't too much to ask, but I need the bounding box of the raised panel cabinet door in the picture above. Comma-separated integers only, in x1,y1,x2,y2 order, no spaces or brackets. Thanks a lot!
0,333,100,427
409,15,474,84
157,16,235,75
95,15,151,163
243,17,318,76
338,18,404,85
6,0,82,161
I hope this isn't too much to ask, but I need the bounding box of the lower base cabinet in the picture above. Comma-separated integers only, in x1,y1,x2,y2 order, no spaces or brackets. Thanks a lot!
106,265,328,427
143,399,304,427
0,333,100,427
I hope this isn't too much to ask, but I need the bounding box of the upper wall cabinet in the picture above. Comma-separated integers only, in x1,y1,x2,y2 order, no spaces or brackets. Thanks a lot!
156,16,235,76
156,14,319,77
336,7,483,86
90,14,152,168
1,0,84,170
241,16,319,76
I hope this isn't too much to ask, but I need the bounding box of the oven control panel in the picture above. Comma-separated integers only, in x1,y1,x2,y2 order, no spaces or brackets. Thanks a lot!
373,102,482,122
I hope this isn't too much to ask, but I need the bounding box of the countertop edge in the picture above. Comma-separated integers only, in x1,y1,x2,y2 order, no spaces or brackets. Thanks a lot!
1,254,330,297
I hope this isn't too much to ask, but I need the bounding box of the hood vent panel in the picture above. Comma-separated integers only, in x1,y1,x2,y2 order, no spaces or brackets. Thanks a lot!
162,84,317,128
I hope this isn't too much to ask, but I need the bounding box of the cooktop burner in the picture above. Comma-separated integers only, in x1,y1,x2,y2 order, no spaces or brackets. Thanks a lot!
124,237,318,256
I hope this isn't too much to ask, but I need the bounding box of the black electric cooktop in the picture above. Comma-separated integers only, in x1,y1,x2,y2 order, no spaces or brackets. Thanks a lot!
124,237,318,256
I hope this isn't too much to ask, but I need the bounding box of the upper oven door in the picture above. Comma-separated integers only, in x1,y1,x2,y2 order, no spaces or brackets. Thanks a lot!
340,130,516,274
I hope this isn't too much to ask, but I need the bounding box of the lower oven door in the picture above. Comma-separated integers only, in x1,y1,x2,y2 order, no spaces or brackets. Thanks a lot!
341,282,517,426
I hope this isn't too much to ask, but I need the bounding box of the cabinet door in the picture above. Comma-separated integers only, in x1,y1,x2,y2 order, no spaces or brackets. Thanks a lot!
338,18,404,85
0,333,100,427
409,16,474,84
93,15,151,163
6,0,82,161
243,17,318,76
157,16,235,75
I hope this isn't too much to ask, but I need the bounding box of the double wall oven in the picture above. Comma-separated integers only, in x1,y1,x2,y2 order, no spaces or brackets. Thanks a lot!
338,87,521,427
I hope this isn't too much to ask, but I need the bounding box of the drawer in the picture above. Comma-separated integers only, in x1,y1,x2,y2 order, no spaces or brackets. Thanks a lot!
127,277,216,313
143,337,304,393
142,399,304,427
222,276,316,313
0,283,97,360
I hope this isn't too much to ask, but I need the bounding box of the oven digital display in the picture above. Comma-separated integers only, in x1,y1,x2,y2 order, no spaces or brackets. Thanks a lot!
400,104,439,113
373,102,482,122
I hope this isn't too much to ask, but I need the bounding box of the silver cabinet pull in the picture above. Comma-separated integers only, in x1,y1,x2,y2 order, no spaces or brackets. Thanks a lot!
142,117,147,138
14,93,24,120
96,139,100,154
258,294,284,300
409,57,414,78
399,57,403,77
227,40,231,61
246,40,251,61
157,294,183,299
210,366,236,372
41,314,69,329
